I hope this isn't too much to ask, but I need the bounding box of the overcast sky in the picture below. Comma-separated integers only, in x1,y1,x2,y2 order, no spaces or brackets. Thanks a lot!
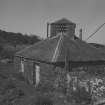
0,0,105,44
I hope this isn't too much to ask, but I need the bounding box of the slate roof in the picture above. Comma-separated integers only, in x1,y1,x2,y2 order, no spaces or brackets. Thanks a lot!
16,33,105,65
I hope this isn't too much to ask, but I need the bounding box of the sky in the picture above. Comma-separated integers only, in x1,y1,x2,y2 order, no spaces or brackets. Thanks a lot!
0,0,105,44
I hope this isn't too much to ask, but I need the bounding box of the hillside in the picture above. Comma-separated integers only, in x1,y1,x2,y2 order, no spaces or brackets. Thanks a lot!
0,29,41,60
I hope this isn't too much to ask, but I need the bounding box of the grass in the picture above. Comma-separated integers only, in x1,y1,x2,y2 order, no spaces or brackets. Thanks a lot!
0,62,15,73
0,62,38,105
0,62,70,105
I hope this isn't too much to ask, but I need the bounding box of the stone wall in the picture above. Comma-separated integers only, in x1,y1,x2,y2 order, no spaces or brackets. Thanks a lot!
14,58,67,92
39,63,57,91
14,57,21,72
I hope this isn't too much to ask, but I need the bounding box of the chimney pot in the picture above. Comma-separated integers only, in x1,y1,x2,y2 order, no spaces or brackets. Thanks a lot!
79,28,82,40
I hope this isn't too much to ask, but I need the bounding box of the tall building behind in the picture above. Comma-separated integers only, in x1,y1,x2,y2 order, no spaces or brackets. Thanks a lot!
48,18,76,38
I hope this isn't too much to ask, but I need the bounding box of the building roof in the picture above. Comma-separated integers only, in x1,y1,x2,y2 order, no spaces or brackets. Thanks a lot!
51,18,76,25
16,33,105,66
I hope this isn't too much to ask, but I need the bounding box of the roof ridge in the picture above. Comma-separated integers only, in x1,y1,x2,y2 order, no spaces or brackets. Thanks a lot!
51,33,64,62
51,18,75,25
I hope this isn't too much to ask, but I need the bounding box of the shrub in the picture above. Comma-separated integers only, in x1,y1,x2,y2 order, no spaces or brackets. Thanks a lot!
35,95,53,105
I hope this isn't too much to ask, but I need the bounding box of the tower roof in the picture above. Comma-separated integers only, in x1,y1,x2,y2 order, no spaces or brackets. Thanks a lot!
51,18,76,25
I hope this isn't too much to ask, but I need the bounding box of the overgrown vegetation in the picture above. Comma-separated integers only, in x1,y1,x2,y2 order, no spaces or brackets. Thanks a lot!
0,29,41,60
0,29,41,45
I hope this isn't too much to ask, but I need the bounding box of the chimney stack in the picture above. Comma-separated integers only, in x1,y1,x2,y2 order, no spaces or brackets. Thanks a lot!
47,22,50,38
79,28,82,40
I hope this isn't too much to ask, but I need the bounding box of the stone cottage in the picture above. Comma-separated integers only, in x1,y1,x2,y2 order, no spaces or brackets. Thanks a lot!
14,18,105,92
